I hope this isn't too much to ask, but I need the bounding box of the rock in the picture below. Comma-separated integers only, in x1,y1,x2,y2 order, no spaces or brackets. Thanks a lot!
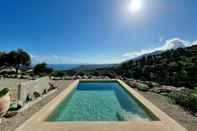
163,86,177,92
151,85,176,94
144,81,160,88
33,91,41,98
26,94,33,102
42,89,47,95
127,81,138,88
17,101,23,108
49,82,58,91
127,80,150,91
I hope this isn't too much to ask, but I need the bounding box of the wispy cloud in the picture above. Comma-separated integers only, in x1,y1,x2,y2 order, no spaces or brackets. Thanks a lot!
30,38,197,64
192,41,197,46
30,54,72,64
122,38,194,59
30,54,121,64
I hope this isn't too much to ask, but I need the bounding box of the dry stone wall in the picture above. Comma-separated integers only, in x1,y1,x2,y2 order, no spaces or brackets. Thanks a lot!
17,77,50,104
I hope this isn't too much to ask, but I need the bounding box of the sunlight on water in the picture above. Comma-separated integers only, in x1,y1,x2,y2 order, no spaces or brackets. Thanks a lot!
48,82,154,121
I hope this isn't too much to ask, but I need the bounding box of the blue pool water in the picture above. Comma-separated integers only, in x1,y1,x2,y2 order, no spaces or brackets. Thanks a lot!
47,81,156,121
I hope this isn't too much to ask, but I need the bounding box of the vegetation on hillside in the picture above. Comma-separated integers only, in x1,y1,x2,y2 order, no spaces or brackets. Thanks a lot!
49,71,64,78
64,68,118,79
116,45,197,88
168,89,197,114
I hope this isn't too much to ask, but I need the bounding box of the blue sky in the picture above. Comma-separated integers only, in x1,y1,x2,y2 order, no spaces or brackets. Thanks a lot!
0,0,197,64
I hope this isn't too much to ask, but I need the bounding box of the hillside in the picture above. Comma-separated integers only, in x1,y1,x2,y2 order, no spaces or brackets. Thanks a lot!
117,45,197,88
73,64,118,71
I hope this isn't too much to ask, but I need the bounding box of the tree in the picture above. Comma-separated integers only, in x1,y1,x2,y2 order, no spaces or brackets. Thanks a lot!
0,49,31,73
33,63,53,76
15,49,31,73
0,52,6,67
6,49,31,73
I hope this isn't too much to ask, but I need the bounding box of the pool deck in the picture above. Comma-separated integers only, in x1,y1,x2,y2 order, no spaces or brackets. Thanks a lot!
15,79,187,131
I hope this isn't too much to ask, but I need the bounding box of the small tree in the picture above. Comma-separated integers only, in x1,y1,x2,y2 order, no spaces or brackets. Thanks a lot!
0,52,6,67
33,63,53,76
7,49,31,73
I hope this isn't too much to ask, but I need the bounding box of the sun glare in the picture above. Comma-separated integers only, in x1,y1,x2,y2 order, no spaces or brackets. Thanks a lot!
129,0,143,13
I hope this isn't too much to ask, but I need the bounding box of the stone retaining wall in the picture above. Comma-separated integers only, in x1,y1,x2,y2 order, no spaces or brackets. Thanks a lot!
17,77,50,104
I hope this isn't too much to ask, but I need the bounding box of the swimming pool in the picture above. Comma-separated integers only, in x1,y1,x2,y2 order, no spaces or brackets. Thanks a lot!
47,81,157,121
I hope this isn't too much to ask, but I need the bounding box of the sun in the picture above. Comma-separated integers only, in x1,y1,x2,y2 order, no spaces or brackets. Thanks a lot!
128,0,143,13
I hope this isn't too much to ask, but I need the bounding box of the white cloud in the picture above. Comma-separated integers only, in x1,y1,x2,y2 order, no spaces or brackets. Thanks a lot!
163,38,188,49
192,41,197,46
122,38,192,59
122,48,154,58
30,38,197,64
30,54,121,64
30,54,72,64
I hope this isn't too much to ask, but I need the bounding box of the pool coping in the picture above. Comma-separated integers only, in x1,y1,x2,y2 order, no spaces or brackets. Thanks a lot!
15,79,187,131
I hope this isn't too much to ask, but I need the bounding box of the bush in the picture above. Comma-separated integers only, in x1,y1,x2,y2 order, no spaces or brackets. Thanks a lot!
0,88,9,97
33,63,53,76
50,71,64,77
168,89,197,114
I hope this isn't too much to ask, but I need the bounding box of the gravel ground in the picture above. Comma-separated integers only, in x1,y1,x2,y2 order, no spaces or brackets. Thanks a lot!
0,80,73,131
139,91,197,131
0,78,28,101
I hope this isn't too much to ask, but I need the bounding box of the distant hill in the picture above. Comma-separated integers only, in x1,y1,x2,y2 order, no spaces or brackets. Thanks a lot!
47,64,118,71
73,64,118,71
130,40,187,61
132,51,164,61
47,64,80,70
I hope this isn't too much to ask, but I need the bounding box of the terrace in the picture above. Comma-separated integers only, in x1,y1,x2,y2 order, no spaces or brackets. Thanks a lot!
14,80,187,131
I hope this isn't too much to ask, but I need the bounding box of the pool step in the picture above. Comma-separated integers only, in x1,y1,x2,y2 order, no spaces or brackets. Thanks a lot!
117,110,149,121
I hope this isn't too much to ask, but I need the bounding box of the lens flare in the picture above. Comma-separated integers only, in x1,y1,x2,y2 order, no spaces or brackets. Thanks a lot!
129,0,143,13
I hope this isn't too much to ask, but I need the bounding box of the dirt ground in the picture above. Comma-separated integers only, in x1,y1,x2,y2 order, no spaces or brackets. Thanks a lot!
139,91,197,131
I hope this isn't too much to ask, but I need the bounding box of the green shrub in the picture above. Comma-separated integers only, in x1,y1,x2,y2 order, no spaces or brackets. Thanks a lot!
168,89,197,113
194,87,197,93
50,71,64,77
0,88,9,97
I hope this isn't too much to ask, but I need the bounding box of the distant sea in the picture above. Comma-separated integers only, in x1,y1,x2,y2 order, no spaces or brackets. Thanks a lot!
48,64,80,70
41,64,117,71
